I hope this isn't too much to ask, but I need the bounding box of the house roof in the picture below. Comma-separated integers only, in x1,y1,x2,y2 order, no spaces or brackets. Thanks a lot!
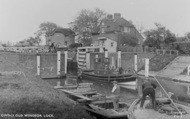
51,28,75,36
100,16,143,40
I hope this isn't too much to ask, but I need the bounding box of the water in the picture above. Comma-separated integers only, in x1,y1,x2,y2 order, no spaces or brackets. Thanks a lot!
44,72,138,104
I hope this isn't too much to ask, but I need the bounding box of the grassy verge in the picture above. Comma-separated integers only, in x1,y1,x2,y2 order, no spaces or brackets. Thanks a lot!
0,53,93,119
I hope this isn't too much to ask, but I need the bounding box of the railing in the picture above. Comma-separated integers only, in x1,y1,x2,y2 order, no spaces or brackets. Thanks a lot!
156,49,178,55
0,46,50,53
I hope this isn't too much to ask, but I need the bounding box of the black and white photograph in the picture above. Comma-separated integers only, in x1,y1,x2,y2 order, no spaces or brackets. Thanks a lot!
0,0,190,119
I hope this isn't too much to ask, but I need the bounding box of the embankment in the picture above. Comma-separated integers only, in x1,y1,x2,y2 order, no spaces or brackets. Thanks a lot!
0,52,93,119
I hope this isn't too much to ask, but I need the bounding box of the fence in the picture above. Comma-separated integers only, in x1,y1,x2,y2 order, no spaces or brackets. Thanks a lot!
156,49,178,55
0,46,50,53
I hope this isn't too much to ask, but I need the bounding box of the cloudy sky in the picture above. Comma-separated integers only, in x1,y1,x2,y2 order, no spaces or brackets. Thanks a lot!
0,0,190,43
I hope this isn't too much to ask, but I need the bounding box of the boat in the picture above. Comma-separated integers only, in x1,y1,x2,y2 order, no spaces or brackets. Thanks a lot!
79,69,136,83
128,97,190,119
55,82,102,102
83,99,130,119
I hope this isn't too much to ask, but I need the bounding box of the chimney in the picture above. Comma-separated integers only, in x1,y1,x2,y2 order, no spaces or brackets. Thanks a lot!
107,14,113,20
114,13,121,20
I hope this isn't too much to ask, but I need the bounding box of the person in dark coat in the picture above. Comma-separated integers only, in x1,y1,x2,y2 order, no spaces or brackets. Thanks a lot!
140,78,157,110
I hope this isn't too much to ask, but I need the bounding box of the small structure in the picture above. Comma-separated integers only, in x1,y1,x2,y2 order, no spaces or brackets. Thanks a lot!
47,28,75,48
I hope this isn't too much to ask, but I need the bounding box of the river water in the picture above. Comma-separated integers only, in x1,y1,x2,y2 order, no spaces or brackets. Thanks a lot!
44,72,138,104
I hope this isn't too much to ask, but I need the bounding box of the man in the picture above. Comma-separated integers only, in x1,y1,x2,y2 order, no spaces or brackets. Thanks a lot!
112,81,121,110
140,78,157,110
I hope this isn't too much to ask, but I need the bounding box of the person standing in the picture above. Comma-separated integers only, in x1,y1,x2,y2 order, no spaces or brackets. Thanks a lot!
112,81,121,110
140,78,157,110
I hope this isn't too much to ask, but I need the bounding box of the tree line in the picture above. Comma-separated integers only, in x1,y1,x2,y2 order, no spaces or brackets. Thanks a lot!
9,8,190,51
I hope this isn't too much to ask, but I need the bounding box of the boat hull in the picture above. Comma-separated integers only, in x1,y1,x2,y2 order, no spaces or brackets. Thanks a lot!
84,100,129,119
81,72,136,83
128,98,190,119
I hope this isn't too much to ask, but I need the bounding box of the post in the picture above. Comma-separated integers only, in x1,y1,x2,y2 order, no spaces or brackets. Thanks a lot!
145,58,149,77
188,66,190,75
37,54,40,75
56,81,61,87
86,52,90,69
64,51,68,74
134,53,138,89
117,51,121,67
134,53,137,72
57,51,61,76
105,50,108,58
111,56,115,69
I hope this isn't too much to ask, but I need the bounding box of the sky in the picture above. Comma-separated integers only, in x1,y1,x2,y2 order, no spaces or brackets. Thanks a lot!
0,0,190,44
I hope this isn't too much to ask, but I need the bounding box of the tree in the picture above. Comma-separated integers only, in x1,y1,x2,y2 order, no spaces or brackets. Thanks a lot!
35,22,58,39
143,23,176,49
118,33,139,47
185,32,190,40
26,36,41,46
70,8,107,46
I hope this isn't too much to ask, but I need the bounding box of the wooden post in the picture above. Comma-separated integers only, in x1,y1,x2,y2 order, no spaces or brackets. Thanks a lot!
37,54,40,75
188,66,190,75
86,52,90,69
57,51,61,76
134,53,137,72
56,81,61,87
134,53,138,89
145,58,149,77
117,51,121,67
105,50,108,58
64,51,68,74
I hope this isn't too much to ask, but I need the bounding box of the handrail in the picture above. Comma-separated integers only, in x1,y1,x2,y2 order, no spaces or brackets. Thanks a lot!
152,76,182,116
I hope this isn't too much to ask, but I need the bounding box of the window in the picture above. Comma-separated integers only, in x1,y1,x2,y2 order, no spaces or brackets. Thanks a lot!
111,42,114,47
124,27,130,33
101,41,105,46
65,41,68,46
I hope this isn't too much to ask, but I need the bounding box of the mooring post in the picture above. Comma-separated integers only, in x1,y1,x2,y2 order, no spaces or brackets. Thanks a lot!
117,51,121,68
105,50,108,58
37,54,40,75
134,53,138,72
86,52,90,69
64,51,68,75
134,53,138,89
57,51,61,76
145,58,149,77
188,65,190,75
56,80,61,87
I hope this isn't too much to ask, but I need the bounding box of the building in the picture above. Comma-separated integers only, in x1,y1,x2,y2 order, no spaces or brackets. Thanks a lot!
47,28,75,48
91,13,144,52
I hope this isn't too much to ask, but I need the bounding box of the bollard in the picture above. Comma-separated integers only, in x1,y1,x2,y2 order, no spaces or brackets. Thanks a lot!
145,58,149,77
57,51,61,76
37,54,40,75
64,51,68,74
117,51,121,68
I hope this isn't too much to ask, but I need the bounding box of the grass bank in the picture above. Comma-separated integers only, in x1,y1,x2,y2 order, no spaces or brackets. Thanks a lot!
0,52,93,119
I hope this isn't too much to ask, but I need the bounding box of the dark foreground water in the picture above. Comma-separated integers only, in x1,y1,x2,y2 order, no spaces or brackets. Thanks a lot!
44,72,138,104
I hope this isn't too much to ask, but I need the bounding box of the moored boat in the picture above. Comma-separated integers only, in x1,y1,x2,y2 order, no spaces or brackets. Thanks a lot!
55,82,102,102
128,97,190,119
84,99,130,119
80,69,136,83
